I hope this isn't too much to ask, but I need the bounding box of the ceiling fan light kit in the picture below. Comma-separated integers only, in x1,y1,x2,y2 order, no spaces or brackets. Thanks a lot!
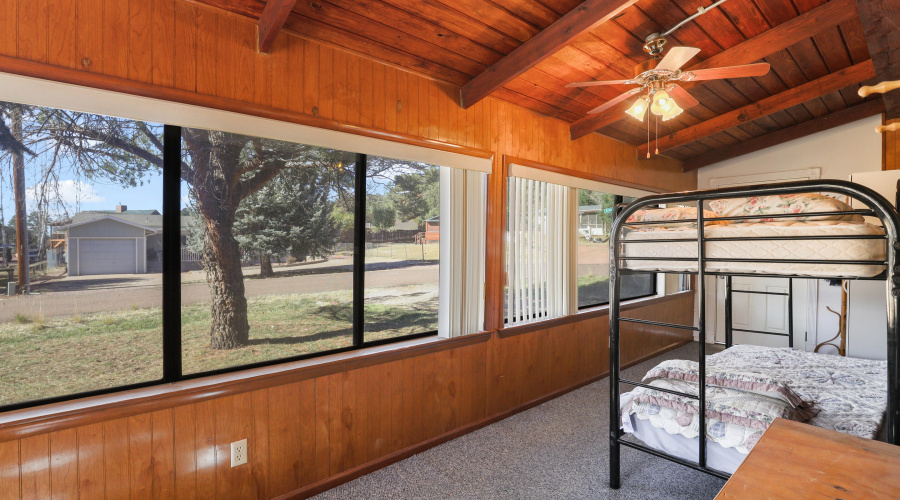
625,96,650,121
565,0,772,156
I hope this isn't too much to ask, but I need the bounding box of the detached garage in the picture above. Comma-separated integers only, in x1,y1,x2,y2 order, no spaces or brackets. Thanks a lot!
62,212,159,276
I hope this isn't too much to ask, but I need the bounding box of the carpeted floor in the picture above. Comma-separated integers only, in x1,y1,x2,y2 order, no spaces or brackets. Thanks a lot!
311,342,727,499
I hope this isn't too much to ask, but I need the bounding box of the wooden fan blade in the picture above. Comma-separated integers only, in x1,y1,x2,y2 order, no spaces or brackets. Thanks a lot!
587,89,641,115
566,80,633,88
686,63,770,81
656,47,701,71
667,85,699,109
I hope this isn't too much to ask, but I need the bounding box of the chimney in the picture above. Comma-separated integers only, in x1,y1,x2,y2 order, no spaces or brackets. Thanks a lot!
116,204,127,213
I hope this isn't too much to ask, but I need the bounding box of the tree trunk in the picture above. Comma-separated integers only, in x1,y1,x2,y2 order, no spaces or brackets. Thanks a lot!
11,107,28,293
259,253,274,278
190,129,251,350
201,219,250,349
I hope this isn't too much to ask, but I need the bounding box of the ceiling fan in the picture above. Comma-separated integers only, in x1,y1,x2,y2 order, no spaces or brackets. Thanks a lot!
566,35,771,123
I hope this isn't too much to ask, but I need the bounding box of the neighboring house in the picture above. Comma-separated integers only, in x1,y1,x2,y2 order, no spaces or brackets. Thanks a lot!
424,215,440,242
58,205,196,276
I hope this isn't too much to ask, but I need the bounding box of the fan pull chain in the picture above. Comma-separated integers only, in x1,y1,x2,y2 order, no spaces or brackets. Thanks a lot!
655,114,659,155
646,101,651,159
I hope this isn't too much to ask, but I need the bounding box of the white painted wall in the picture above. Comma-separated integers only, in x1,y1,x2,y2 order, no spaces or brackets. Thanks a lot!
697,115,888,360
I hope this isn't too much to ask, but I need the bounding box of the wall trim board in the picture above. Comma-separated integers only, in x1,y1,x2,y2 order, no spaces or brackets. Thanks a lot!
0,55,494,165
276,337,694,499
498,291,695,339
0,331,492,442
504,155,666,194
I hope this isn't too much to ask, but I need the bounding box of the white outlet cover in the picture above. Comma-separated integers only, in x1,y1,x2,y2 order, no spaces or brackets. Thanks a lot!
231,439,248,467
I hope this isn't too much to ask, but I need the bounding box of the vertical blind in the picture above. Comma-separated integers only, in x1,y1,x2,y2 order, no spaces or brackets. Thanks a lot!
506,177,574,326
439,167,486,337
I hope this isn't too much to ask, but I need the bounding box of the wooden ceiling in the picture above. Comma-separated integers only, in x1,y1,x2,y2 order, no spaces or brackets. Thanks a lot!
194,0,892,170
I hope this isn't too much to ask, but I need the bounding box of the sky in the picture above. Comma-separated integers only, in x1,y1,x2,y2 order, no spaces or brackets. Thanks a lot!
0,168,173,224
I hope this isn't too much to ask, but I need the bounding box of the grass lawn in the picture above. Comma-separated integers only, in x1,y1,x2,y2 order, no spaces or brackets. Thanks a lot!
0,285,437,406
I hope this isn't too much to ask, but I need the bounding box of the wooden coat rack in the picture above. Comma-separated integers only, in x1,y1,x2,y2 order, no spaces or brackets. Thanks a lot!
860,80,900,133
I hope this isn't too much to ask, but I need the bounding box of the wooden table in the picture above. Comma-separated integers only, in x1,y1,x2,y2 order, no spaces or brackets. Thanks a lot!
716,418,900,499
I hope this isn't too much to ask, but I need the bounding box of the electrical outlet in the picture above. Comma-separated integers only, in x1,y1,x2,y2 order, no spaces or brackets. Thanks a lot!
231,439,248,467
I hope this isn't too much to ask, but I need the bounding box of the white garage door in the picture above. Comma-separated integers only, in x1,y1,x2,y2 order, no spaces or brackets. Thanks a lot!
80,239,137,275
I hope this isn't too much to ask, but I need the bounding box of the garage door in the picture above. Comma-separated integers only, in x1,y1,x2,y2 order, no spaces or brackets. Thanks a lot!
79,238,137,275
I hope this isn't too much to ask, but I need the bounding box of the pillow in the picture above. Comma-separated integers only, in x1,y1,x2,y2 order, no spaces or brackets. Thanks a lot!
709,193,862,223
625,206,727,231
642,359,812,410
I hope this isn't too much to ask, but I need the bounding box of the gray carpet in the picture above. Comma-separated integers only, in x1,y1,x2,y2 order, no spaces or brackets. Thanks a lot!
312,342,727,499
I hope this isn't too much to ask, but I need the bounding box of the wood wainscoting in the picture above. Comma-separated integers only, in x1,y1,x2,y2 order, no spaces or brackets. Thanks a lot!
0,291,693,499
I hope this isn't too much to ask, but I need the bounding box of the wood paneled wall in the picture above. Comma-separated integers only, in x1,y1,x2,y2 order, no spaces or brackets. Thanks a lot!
0,0,697,498
0,293,694,499
886,117,900,170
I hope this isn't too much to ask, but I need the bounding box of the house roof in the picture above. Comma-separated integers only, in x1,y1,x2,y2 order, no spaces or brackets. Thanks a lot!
63,211,197,232
83,209,161,215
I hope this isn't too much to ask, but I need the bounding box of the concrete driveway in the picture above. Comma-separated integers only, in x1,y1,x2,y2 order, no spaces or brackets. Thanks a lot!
0,259,439,322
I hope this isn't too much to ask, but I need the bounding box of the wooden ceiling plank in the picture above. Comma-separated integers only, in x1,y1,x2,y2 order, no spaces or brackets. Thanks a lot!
638,60,875,155
570,0,858,139
378,0,520,54
258,0,298,53
488,0,561,28
840,19,874,64
820,92,849,114
282,13,471,85
855,0,900,119
327,0,505,66
460,0,639,108
681,99,886,171
292,0,488,76
431,0,539,43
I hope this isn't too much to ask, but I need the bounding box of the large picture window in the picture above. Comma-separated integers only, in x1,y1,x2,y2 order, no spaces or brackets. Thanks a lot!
0,102,164,408
0,97,473,412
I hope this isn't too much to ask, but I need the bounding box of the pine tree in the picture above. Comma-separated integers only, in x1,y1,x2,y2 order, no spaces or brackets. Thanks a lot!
233,166,339,278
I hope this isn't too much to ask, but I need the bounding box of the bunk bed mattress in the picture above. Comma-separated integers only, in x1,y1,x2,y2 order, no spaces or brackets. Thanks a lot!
622,221,886,277
620,345,888,473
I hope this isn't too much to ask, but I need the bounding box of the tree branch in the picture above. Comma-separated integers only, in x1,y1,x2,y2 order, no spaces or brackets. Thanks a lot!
236,163,287,201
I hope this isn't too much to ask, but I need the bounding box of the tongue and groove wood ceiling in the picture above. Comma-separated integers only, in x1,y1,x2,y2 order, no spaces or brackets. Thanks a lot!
195,0,892,170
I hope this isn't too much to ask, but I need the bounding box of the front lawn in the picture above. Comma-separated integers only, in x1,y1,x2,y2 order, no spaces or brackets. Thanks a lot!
0,284,437,406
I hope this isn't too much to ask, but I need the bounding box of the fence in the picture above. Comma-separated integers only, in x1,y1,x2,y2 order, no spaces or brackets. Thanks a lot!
181,247,202,262
333,241,439,262
0,260,49,287
366,229,420,243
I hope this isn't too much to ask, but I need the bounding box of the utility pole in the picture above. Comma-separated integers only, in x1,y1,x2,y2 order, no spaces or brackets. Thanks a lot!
11,105,29,294
0,192,7,268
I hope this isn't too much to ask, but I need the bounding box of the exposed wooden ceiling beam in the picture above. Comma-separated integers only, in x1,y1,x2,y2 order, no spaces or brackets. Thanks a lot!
638,60,875,156
680,99,885,171
258,0,298,53
856,0,900,119
570,0,859,140
459,0,639,109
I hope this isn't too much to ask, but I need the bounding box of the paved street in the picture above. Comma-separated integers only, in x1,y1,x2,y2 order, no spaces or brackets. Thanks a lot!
0,259,439,322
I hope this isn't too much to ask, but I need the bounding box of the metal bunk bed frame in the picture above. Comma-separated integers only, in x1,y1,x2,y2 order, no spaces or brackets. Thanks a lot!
608,179,900,487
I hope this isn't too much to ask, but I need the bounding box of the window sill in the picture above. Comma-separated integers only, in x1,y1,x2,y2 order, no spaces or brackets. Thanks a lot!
0,331,492,441
497,291,694,339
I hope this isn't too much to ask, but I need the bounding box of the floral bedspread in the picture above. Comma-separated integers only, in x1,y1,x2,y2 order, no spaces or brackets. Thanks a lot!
622,345,887,454
707,345,887,439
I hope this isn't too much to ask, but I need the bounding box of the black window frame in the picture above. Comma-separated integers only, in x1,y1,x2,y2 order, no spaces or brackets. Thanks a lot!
576,194,657,311
0,124,438,414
